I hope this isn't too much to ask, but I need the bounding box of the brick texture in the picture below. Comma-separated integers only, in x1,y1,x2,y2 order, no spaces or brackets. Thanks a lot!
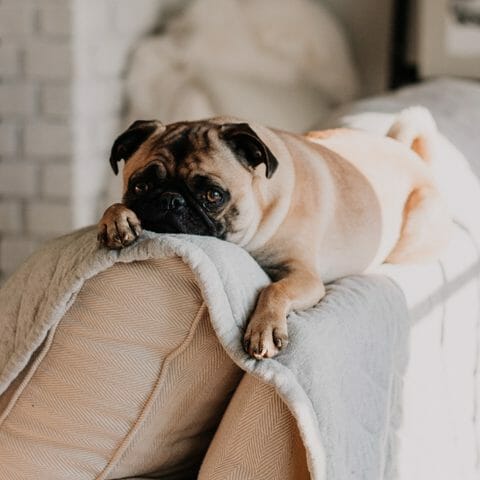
0,163,38,197
25,42,72,79
0,201,23,235
40,85,71,118
0,1,73,280
0,44,20,78
26,201,72,235
0,84,36,117
0,4,35,36
0,0,165,282
42,164,72,198
24,122,72,158
0,124,18,157
0,237,38,275
38,3,72,37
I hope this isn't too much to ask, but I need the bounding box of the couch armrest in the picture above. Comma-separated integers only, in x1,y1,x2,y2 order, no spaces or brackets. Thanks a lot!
0,256,243,480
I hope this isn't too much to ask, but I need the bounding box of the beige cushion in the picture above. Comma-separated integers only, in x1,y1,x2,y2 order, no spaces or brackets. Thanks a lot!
199,374,309,479
0,257,242,479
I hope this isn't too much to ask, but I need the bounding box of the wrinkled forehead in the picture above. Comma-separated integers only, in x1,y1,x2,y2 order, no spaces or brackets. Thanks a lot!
153,121,220,168
123,120,246,185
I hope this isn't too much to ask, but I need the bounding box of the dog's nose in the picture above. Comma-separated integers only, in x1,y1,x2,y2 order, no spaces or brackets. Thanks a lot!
158,192,186,211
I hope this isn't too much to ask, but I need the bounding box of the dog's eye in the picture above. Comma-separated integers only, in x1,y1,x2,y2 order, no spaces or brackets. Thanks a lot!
205,189,223,203
252,147,262,160
134,182,150,194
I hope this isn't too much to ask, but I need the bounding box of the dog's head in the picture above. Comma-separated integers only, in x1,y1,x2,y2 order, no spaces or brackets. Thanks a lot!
109,119,279,242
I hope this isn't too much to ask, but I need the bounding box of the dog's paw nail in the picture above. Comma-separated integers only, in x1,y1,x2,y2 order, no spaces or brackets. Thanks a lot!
251,342,267,359
127,219,141,237
272,328,288,351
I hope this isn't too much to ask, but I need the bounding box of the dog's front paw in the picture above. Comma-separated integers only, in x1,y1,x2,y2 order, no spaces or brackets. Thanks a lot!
243,313,289,360
97,203,142,250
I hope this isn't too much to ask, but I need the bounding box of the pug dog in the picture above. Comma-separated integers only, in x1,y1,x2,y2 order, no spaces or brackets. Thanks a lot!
98,108,451,359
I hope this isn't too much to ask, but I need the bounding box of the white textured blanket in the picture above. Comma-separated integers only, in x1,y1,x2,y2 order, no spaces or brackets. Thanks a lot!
0,227,409,479
335,79,480,480
125,0,358,132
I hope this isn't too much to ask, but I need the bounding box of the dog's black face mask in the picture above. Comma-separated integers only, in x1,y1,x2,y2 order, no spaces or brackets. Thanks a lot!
122,163,231,238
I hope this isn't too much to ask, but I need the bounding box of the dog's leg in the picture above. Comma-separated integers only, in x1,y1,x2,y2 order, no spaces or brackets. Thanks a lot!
386,186,451,264
98,203,142,249
244,268,325,359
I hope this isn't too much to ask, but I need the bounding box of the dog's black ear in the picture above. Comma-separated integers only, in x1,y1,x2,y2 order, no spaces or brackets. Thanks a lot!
220,123,279,178
109,120,164,175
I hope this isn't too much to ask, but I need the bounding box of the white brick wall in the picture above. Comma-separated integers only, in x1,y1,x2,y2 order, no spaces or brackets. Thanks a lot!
0,201,23,234
0,237,38,273
0,0,73,281
0,4,35,36
0,84,36,117
0,0,169,283
41,164,72,199
0,124,18,157
72,0,167,227
39,2,72,37
0,44,20,78
40,85,71,118
75,81,123,117
25,42,72,80
24,122,72,158
0,163,38,197
26,202,72,236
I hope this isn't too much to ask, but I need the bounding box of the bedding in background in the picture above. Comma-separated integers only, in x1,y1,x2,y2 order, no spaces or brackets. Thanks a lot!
334,78,480,480
125,0,358,132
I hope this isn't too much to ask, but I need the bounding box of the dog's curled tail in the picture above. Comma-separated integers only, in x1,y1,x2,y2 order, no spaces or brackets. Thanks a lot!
387,106,437,163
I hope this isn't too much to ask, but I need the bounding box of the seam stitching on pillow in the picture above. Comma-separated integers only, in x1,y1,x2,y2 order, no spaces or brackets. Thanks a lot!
0,324,59,427
97,301,208,480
